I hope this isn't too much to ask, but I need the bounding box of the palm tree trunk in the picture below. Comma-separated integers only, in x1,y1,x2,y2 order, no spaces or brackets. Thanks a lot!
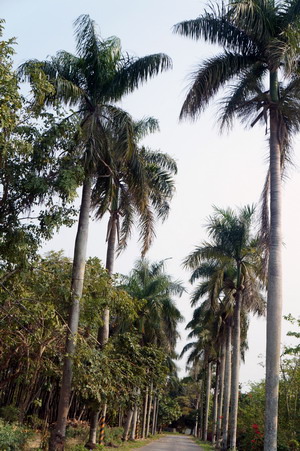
212,361,220,445
229,291,241,450
199,383,204,440
99,210,118,342
88,212,118,447
142,387,149,439
49,176,92,451
204,361,212,441
264,70,283,451
222,322,232,451
216,341,226,447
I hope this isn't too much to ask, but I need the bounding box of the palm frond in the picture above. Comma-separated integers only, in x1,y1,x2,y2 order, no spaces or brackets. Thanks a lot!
219,62,267,130
173,3,258,55
105,53,172,101
180,52,258,120
133,117,160,140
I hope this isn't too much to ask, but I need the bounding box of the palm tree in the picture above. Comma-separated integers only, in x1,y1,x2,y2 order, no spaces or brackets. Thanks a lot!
173,3,300,448
19,15,171,450
183,206,265,450
122,259,184,350
92,117,178,344
86,119,178,447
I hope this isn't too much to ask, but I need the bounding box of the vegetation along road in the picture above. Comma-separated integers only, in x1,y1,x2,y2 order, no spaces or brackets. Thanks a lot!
134,435,203,450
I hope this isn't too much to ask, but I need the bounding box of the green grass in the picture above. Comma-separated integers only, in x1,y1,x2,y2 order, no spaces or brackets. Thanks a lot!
102,434,162,450
193,438,215,450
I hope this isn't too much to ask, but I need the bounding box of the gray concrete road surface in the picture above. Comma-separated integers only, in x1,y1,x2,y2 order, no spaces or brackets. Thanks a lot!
133,435,204,450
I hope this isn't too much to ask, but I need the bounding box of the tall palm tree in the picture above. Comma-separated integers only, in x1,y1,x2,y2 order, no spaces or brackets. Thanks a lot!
92,117,177,344
183,206,265,449
86,119,178,447
173,3,300,448
19,15,171,450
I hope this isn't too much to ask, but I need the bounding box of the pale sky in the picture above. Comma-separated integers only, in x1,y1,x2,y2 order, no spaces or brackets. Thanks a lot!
2,0,299,387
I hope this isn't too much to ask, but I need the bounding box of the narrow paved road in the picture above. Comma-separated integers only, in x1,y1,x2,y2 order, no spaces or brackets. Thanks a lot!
134,435,203,450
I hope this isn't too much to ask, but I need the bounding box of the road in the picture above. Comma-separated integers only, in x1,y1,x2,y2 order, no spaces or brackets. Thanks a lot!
134,435,204,450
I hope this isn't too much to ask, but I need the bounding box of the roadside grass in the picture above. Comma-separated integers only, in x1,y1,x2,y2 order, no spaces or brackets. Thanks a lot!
64,434,163,450
193,438,215,450
105,434,162,450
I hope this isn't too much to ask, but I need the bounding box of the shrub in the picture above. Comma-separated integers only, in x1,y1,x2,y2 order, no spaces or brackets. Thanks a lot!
289,440,300,451
0,406,20,423
66,420,89,439
26,414,44,430
0,420,32,450
104,427,123,446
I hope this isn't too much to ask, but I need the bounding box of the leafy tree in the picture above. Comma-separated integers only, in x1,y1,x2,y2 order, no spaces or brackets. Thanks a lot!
19,15,172,449
0,23,78,270
0,252,138,427
0,19,21,139
174,2,300,448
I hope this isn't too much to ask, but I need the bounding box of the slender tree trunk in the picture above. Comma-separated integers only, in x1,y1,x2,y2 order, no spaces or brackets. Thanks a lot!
119,408,123,428
86,410,99,448
229,291,241,450
222,323,232,451
49,177,92,451
123,408,134,441
142,387,149,439
131,404,138,440
88,212,118,447
151,396,157,435
146,382,153,438
99,211,118,343
212,361,220,445
194,391,200,438
199,382,204,439
264,70,283,451
131,388,140,440
204,361,212,441
154,398,159,435
217,341,226,448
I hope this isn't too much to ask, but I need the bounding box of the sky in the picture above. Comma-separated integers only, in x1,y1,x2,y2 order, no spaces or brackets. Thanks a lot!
2,0,299,388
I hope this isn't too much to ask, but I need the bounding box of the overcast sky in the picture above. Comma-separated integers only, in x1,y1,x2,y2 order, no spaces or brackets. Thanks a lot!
2,0,299,387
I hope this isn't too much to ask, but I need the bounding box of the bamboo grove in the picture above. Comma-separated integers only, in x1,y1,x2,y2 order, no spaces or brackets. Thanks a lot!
0,2,300,451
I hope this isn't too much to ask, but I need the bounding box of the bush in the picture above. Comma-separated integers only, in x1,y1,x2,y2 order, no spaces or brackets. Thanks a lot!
104,427,123,446
66,420,89,439
26,414,45,430
0,406,20,423
289,440,300,451
0,420,32,450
